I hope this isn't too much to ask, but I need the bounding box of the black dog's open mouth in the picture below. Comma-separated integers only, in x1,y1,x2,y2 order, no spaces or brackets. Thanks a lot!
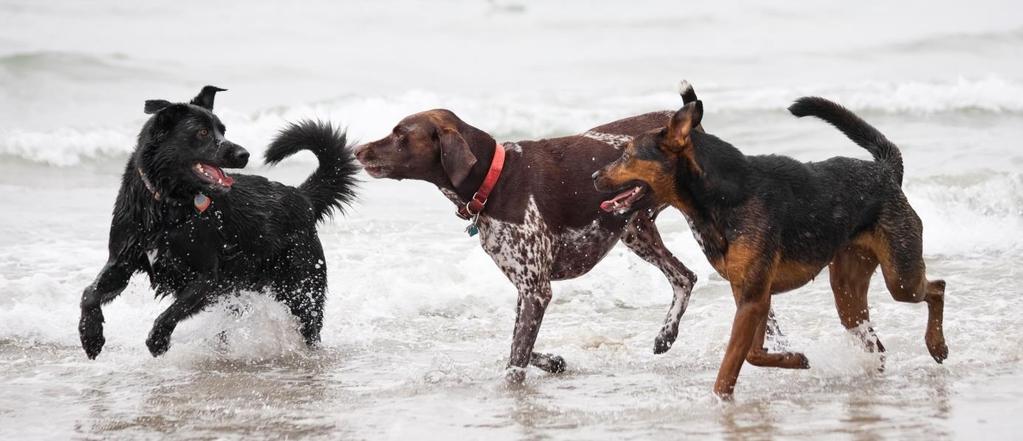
600,184,648,214
193,163,235,190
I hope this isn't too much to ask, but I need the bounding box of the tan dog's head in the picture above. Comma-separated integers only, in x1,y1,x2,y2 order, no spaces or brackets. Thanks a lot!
354,109,486,187
593,90,703,214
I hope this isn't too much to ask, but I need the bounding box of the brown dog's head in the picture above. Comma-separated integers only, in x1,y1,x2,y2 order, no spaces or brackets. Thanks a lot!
353,109,491,188
593,94,703,214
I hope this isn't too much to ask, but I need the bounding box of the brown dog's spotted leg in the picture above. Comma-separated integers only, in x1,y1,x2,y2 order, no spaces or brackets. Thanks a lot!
506,282,554,383
620,212,697,354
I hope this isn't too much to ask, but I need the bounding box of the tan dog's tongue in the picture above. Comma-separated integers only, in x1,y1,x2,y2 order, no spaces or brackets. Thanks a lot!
600,188,636,212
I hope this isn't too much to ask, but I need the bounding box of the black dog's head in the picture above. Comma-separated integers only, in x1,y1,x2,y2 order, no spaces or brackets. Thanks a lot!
135,86,249,198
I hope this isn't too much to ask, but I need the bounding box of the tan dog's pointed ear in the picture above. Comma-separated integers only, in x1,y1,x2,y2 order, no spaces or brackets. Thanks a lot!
664,100,704,176
439,128,478,187
666,100,703,150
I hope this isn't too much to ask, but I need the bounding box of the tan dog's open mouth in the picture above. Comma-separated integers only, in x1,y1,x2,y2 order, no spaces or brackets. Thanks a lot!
600,185,647,214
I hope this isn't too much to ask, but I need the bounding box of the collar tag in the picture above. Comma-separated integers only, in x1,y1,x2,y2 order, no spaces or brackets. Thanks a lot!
194,193,211,213
465,213,480,237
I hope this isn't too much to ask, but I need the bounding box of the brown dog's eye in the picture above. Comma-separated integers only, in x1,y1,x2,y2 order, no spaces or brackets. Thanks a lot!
198,128,209,138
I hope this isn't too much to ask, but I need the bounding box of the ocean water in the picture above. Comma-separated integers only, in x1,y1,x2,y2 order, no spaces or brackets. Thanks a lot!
1,0,1022,439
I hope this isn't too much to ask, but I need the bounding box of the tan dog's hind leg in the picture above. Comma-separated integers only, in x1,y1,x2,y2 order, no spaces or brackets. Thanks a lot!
829,244,887,367
865,199,948,363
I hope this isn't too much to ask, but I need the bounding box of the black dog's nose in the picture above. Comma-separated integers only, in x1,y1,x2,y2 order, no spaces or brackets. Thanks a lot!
231,148,250,168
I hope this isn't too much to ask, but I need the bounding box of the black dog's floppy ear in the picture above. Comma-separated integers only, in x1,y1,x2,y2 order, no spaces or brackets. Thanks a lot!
439,128,478,187
144,99,173,115
149,103,188,138
667,100,703,149
190,86,227,110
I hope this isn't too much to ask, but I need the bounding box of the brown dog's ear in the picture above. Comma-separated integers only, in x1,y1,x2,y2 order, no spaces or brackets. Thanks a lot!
666,100,703,150
439,128,478,187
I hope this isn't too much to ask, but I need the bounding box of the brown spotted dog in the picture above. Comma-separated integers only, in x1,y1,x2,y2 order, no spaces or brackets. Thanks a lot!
354,108,716,382
593,82,948,398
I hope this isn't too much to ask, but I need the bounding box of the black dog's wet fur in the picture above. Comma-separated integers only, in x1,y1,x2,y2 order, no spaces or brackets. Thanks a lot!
79,86,358,359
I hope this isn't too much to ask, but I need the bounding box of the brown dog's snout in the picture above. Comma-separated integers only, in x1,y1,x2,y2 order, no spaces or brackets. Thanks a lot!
353,143,372,163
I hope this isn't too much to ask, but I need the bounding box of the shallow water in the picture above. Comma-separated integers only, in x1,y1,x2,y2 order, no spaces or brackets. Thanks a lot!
2,0,1023,439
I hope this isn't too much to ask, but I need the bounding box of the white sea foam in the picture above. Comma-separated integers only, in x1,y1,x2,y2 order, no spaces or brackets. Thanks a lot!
4,76,1022,167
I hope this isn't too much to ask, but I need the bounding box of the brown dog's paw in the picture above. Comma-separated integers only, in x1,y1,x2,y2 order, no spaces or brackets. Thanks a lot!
653,327,678,354
529,352,566,374
504,366,527,384
653,335,674,355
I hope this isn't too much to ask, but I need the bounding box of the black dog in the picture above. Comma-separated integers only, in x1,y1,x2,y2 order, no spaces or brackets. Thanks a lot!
78,86,358,358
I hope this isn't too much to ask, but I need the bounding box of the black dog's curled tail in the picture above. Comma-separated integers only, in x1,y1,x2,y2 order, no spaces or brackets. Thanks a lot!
788,97,904,185
265,120,359,222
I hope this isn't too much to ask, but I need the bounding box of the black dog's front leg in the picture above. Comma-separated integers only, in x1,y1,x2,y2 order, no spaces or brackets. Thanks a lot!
80,259,134,359
146,280,213,357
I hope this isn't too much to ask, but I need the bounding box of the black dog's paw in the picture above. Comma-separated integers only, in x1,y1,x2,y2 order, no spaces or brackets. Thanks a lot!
79,311,105,359
145,330,171,357
653,329,677,355
81,334,106,360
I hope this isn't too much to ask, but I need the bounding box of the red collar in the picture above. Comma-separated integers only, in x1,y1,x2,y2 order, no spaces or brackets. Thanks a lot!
138,167,162,201
138,167,212,213
456,143,506,220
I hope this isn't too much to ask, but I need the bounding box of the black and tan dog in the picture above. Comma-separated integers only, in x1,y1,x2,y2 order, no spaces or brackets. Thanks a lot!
593,82,947,398
79,86,358,358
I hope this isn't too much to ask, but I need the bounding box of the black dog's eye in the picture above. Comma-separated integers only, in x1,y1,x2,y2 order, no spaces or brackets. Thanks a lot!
198,128,209,138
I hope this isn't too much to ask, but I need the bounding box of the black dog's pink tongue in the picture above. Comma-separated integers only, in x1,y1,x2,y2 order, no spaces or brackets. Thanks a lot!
198,163,235,188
